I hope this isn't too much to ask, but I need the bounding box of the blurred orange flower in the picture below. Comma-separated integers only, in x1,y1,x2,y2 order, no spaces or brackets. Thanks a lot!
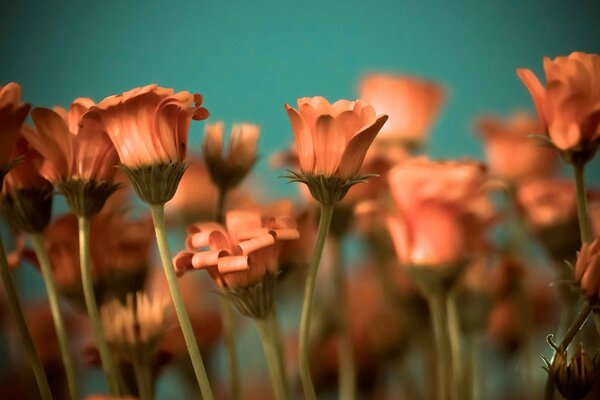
284,96,387,179
0,82,30,172
83,84,209,168
575,239,600,299
3,130,52,192
174,206,299,288
386,157,490,266
475,111,557,183
358,73,445,148
517,52,600,155
21,98,117,184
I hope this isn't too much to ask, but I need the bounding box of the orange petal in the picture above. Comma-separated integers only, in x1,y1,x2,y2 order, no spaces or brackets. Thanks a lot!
516,68,548,128
337,115,388,178
286,105,314,172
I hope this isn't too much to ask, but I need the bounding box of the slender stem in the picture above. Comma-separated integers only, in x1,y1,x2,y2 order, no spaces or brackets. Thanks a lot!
446,293,462,400
428,292,451,400
150,205,214,400
573,162,593,244
214,187,241,400
468,334,481,400
78,216,122,395
256,316,288,400
298,203,334,400
331,235,356,400
0,235,53,400
132,351,153,400
31,233,80,400
557,303,591,353
267,309,288,391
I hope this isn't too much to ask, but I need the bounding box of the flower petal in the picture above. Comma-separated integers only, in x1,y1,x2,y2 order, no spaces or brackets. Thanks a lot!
337,115,388,178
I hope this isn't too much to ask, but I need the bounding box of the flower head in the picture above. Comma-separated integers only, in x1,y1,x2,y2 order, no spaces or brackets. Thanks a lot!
575,238,600,299
475,111,557,182
285,96,387,179
358,73,445,149
545,346,600,400
517,52,600,160
83,84,209,168
25,98,119,184
0,83,30,173
3,129,52,193
203,121,259,190
386,157,491,267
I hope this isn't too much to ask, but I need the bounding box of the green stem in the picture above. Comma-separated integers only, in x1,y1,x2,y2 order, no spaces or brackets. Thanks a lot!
573,162,593,244
267,309,288,392
256,315,288,400
428,292,451,400
467,334,481,400
150,205,214,400
215,187,241,400
0,235,52,400
31,233,80,400
132,352,153,400
298,203,334,400
446,293,462,400
557,303,591,353
331,235,356,400
78,216,122,395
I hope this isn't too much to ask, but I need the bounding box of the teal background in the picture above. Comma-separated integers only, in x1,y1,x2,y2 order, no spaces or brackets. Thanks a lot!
2,1,600,398
2,0,599,196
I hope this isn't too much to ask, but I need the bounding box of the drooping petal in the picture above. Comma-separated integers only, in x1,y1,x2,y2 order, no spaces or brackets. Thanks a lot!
516,68,548,129
337,115,388,178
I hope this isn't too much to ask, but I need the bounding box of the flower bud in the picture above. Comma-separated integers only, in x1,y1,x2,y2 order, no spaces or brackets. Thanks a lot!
545,346,599,400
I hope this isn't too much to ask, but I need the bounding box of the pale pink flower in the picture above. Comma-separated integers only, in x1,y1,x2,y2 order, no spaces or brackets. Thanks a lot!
475,111,557,182
24,97,119,183
386,157,490,266
285,96,387,178
575,239,600,299
358,73,445,147
0,82,30,172
173,206,299,288
517,52,600,153
82,84,209,168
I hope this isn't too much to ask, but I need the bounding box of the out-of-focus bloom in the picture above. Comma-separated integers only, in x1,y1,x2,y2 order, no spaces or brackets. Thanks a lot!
545,346,600,400
174,206,299,288
0,82,30,180
1,132,54,232
24,98,119,184
475,111,557,182
284,96,387,179
517,179,578,228
517,52,600,159
83,84,209,168
203,121,259,190
358,73,445,149
575,239,600,299
102,292,169,359
386,157,491,266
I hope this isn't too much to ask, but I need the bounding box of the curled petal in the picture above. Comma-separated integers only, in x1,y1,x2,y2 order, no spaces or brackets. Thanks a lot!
338,115,388,178
237,234,275,255
217,255,249,274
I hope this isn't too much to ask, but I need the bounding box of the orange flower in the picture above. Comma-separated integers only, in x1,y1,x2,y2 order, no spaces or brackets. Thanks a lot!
517,179,578,228
358,73,445,148
517,52,600,155
83,84,209,168
575,239,600,299
3,129,52,192
284,96,387,179
475,111,557,182
24,98,119,184
386,157,490,266
174,206,299,288
0,82,30,175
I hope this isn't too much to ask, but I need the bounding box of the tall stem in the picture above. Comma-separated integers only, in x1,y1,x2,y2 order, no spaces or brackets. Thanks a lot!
331,235,356,400
31,233,80,400
428,292,452,400
298,203,334,400
215,187,241,400
0,234,52,400
573,162,593,244
78,216,122,395
256,315,288,400
557,303,591,353
132,351,153,400
150,205,214,400
267,309,288,391
446,293,462,400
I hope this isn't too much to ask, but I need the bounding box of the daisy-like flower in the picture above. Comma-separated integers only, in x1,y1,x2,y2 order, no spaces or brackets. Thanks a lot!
475,111,557,183
284,96,387,204
0,82,31,183
173,206,299,318
203,121,259,191
517,52,600,162
358,73,445,150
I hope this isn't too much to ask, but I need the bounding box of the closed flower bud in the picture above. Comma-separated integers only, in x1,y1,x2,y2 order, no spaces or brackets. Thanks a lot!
546,346,599,400
575,238,600,299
